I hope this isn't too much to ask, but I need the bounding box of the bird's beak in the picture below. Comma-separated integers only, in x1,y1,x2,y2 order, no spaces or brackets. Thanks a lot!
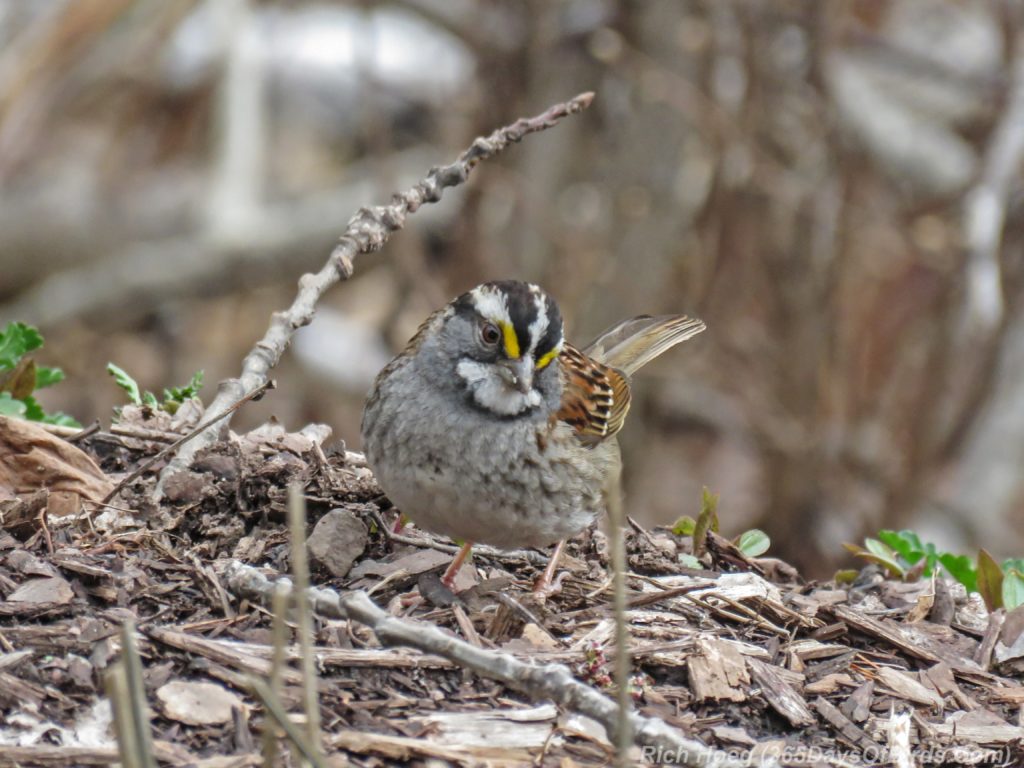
499,357,534,394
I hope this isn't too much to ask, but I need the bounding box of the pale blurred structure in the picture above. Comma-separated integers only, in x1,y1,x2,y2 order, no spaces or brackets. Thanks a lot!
3,0,1024,574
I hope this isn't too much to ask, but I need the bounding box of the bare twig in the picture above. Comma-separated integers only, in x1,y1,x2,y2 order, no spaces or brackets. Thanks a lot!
261,582,290,766
105,621,156,768
247,676,329,768
105,379,273,504
962,35,1024,331
607,476,632,765
287,485,322,764
155,92,595,496
224,560,768,768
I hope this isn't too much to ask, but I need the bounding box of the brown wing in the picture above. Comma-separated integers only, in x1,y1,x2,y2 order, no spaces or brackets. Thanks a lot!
555,343,631,445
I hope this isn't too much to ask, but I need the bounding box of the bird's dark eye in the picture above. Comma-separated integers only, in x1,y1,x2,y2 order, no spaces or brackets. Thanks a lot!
480,322,501,346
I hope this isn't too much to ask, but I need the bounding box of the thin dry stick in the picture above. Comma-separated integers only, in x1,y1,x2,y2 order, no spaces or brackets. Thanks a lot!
606,477,632,765
120,621,156,768
105,621,157,768
225,561,769,768
248,676,329,768
288,485,322,763
105,664,140,768
105,379,273,504
261,583,291,766
155,92,595,496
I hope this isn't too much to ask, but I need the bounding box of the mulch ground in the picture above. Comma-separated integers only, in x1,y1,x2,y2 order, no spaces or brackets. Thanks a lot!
1,409,1023,767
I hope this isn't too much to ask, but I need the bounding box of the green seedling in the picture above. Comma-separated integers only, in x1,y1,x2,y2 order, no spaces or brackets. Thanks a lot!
0,321,79,427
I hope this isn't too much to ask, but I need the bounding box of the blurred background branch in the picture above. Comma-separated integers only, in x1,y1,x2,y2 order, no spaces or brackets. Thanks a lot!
3,0,1024,574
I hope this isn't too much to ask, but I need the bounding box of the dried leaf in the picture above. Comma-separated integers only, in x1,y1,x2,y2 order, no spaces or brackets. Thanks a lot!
977,549,1004,612
0,415,113,512
0,357,37,400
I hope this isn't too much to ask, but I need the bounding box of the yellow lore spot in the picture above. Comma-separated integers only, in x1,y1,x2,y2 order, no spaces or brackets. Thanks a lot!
501,321,520,359
535,346,560,370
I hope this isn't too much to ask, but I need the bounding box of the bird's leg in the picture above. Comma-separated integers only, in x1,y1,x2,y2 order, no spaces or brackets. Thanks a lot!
533,540,567,597
442,541,474,590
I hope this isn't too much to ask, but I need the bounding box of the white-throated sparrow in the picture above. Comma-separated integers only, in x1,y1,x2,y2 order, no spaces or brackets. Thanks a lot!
361,280,704,588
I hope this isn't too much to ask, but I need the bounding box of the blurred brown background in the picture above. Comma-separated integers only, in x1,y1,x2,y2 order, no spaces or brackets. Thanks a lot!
4,0,1024,575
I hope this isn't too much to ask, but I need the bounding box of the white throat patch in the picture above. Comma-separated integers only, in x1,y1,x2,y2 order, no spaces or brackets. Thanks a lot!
456,360,541,415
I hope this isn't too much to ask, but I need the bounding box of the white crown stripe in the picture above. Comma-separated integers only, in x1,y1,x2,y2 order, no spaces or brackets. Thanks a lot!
527,289,550,355
468,286,512,328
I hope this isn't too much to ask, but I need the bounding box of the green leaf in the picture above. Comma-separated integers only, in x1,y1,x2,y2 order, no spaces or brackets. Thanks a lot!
0,392,26,417
163,370,204,404
107,363,142,405
677,554,703,569
737,529,770,557
938,553,977,594
1003,558,1024,574
0,322,43,369
39,411,80,428
977,549,1004,611
863,538,908,573
672,516,696,536
22,395,44,421
878,529,924,563
35,366,65,389
1003,568,1024,611
843,542,905,577
142,391,159,408
864,537,895,560
834,569,859,584
693,487,719,557
702,487,719,533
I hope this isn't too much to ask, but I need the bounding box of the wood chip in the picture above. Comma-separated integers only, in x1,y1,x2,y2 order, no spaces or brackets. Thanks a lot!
688,636,749,702
933,709,1024,745
747,658,814,726
976,609,1006,670
6,575,74,605
408,704,557,748
873,666,944,709
331,728,538,765
785,638,851,662
349,548,450,580
831,604,940,663
804,672,856,695
813,696,881,753
841,680,875,723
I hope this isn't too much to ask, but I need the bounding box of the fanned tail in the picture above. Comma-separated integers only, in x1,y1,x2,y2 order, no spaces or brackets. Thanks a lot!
583,315,705,376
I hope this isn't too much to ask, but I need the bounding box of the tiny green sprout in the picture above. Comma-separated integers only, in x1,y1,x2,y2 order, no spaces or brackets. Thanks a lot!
671,516,696,537
107,363,204,415
674,488,770,563
0,322,78,427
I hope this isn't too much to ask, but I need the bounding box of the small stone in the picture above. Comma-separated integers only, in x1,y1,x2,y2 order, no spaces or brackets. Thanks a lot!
307,508,368,578
156,680,244,725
